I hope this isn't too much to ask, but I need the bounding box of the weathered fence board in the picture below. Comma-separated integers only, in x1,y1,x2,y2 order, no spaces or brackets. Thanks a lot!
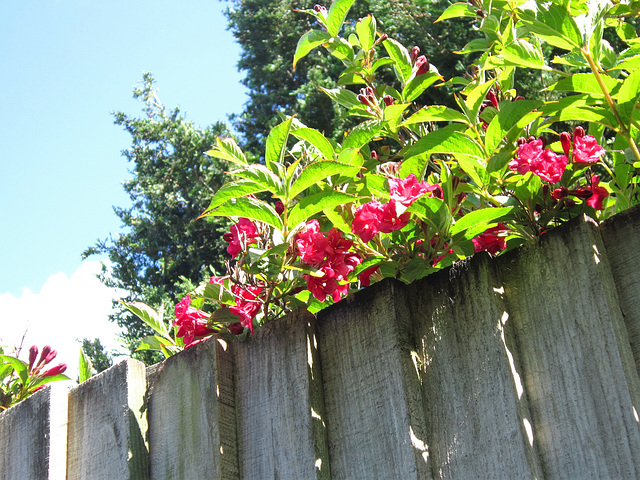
497,216,640,479
407,256,544,479
0,384,67,479
4,210,640,479
233,310,329,479
317,280,431,480
66,358,148,480
146,337,237,479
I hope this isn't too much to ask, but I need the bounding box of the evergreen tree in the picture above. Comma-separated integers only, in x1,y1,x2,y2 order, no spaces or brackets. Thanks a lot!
83,73,231,363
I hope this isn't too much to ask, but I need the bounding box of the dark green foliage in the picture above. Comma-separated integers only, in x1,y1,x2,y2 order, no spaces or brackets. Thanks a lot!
84,73,231,363
226,0,480,155
80,338,114,374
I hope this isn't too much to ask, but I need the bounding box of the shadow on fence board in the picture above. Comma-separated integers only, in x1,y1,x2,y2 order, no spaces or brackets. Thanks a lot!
2,208,640,479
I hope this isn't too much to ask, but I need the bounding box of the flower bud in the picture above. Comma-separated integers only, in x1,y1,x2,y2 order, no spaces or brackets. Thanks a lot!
415,55,429,75
371,150,379,161
517,137,527,146
574,126,585,139
313,4,327,16
223,232,234,242
28,345,38,371
357,94,369,106
486,90,499,109
228,323,245,335
410,46,420,64
514,95,525,101
560,132,572,158
552,187,568,199
383,95,394,106
37,345,52,368
43,349,57,365
42,364,67,377
275,201,285,215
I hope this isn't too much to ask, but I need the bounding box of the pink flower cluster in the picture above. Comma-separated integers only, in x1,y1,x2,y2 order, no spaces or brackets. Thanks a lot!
509,138,568,183
296,220,362,302
174,295,213,347
223,218,259,259
552,175,609,210
352,175,438,242
230,284,263,334
561,127,607,165
472,224,508,256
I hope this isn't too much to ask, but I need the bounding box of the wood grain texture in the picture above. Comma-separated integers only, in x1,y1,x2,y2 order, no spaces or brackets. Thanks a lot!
407,255,544,479
0,384,68,479
317,279,431,480
601,204,640,377
498,215,640,479
146,337,238,479
234,310,329,479
66,358,148,480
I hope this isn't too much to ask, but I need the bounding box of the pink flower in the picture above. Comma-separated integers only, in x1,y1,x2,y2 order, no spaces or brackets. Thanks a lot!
230,285,263,334
472,225,508,256
378,200,411,233
223,218,259,259
353,201,383,242
28,345,38,372
325,228,353,257
174,295,212,347
583,175,609,210
415,55,429,75
295,219,329,265
573,134,606,165
509,138,567,183
358,266,379,287
388,174,437,206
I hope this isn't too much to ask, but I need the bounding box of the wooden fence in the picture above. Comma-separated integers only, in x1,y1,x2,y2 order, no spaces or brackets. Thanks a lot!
2,207,640,479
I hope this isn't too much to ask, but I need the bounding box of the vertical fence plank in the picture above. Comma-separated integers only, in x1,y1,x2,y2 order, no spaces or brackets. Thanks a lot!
0,384,68,479
234,310,329,479
498,215,640,478
146,337,238,479
601,205,640,377
66,358,148,479
407,255,544,479
317,279,431,480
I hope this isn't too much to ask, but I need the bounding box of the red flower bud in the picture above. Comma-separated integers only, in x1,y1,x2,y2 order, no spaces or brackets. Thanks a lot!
383,95,394,106
222,232,234,242
552,187,568,199
357,94,369,106
486,90,499,109
42,364,67,377
28,345,38,371
228,323,245,335
415,55,429,75
560,132,572,158
275,201,285,215
43,349,57,365
371,150,379,161
514,95,525,101
410,46,420,63
574,126,585,139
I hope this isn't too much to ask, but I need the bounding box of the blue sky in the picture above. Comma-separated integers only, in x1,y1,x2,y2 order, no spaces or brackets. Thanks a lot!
0,1,248,369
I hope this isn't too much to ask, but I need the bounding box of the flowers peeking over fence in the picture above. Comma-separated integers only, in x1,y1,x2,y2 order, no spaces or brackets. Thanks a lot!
1,344,70,411
125,0,640,356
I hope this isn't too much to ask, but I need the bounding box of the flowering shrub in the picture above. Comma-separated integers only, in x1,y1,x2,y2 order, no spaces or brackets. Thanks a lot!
1,344,69,411
126,0,640,355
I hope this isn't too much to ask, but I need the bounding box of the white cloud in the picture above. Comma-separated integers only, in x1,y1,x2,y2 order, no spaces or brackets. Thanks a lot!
0,261,128,381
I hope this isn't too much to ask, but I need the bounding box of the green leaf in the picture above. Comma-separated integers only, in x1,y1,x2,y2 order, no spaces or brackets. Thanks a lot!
229,164,284,197
616,68,640,128
265,117,294,171
205,196,284,231
450,207,515,240
383,38,413,83
356,15,376,51
457,38,493,54
552,106,618,128
324,37,355,64
383,103,411,131
547,72,621,95
122,302,170,339
321,87,361,109
501,39,548,69
327,0,357,36
400,105,470,126
342,120,383,150
289,161,362,199
78,348,93,383
402,72,443,102
485,100,543,154
518,4,583,51
287,191,359,229
465,78,496,122
202,179,271,214
292,127,335,160
29,374,71,391
137,335,169,352
436,2,477,22
293,30,332,68
0,356,28,385
408,196,452,233
200,282,235,305
205,137,247,166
